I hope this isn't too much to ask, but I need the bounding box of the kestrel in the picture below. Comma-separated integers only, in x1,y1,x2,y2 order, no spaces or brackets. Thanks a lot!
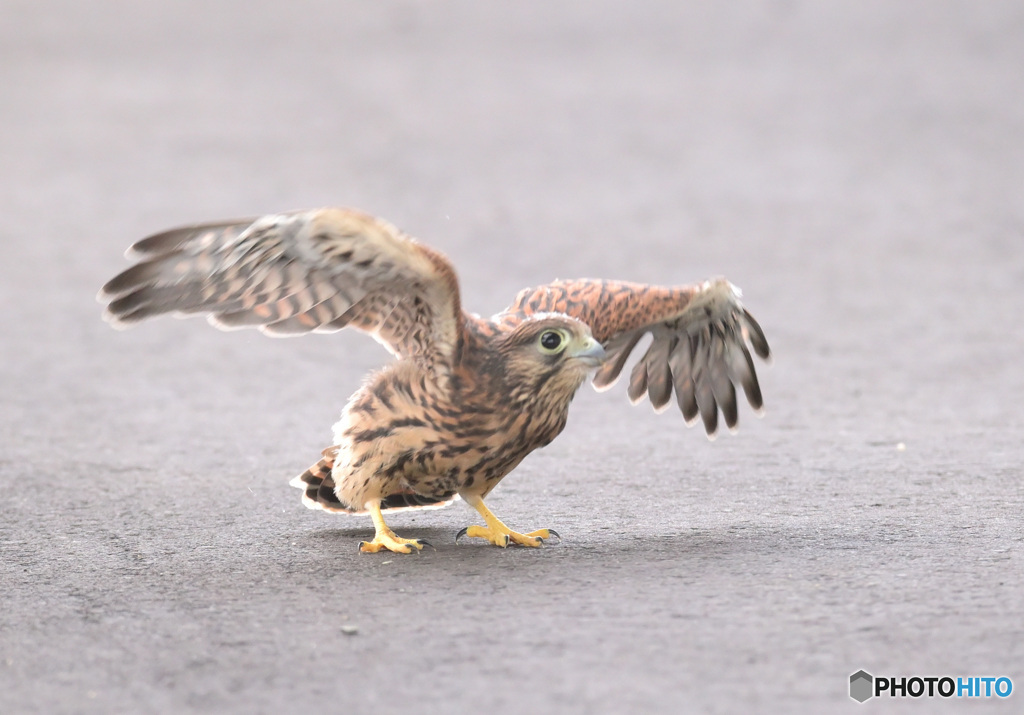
100,208,770,553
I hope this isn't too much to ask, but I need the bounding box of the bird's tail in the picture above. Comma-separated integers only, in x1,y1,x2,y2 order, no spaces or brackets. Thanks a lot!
289,446,459,514
289,446,356,513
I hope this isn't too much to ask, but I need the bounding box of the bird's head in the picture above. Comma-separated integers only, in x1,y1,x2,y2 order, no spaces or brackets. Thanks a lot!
493,313,606,402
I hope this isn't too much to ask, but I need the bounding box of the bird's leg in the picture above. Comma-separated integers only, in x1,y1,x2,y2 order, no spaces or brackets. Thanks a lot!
456,494,559,548
358,500,430,554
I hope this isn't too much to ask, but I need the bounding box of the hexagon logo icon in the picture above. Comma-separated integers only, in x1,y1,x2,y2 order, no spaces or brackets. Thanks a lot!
850,670,873,703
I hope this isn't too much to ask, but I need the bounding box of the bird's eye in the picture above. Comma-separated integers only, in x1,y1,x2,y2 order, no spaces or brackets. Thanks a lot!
538,330,565,353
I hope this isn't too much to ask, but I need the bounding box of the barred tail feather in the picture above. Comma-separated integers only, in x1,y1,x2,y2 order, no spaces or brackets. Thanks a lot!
289,446,459,514
289,449,355,513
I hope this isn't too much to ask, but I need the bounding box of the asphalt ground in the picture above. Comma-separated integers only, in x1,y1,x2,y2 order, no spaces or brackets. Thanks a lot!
2,1,1022,712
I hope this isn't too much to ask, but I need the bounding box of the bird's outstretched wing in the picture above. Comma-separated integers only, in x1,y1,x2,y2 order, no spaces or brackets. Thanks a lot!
500,278,771,437
99,208,465,373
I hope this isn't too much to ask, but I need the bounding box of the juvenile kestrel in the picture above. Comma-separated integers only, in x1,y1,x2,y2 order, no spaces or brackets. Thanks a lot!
100,208,771,553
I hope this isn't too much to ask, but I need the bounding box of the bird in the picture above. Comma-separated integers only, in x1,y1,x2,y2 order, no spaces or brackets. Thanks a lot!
99,207,771,554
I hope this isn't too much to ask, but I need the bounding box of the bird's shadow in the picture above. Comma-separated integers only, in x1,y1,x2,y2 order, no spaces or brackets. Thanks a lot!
306,525,459,549
298,519,872,565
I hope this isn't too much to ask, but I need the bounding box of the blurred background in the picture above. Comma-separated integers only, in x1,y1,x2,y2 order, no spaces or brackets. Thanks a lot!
2,1,1022,712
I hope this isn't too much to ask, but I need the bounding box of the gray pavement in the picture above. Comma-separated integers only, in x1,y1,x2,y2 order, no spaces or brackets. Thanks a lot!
2,1,1023,712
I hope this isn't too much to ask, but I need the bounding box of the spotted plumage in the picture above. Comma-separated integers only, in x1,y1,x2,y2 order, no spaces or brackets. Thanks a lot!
99,207,771,553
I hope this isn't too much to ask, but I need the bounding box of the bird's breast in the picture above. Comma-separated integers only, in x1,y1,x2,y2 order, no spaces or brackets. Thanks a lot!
331,360,576,500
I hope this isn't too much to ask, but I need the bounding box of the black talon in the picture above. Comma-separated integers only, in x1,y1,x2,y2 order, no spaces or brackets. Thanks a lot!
545,529,561,544
455,527,470,544
416,539,434,550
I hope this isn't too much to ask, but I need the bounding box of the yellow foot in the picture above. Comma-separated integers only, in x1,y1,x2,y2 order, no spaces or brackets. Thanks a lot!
456,525,559,548
358,500,430,554
358,531,430,554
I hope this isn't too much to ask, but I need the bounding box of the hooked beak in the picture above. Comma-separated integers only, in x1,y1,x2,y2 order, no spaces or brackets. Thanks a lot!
570,338,606,368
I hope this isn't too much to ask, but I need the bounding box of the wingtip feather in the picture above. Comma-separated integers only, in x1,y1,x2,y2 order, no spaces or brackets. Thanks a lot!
100,310,138,330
